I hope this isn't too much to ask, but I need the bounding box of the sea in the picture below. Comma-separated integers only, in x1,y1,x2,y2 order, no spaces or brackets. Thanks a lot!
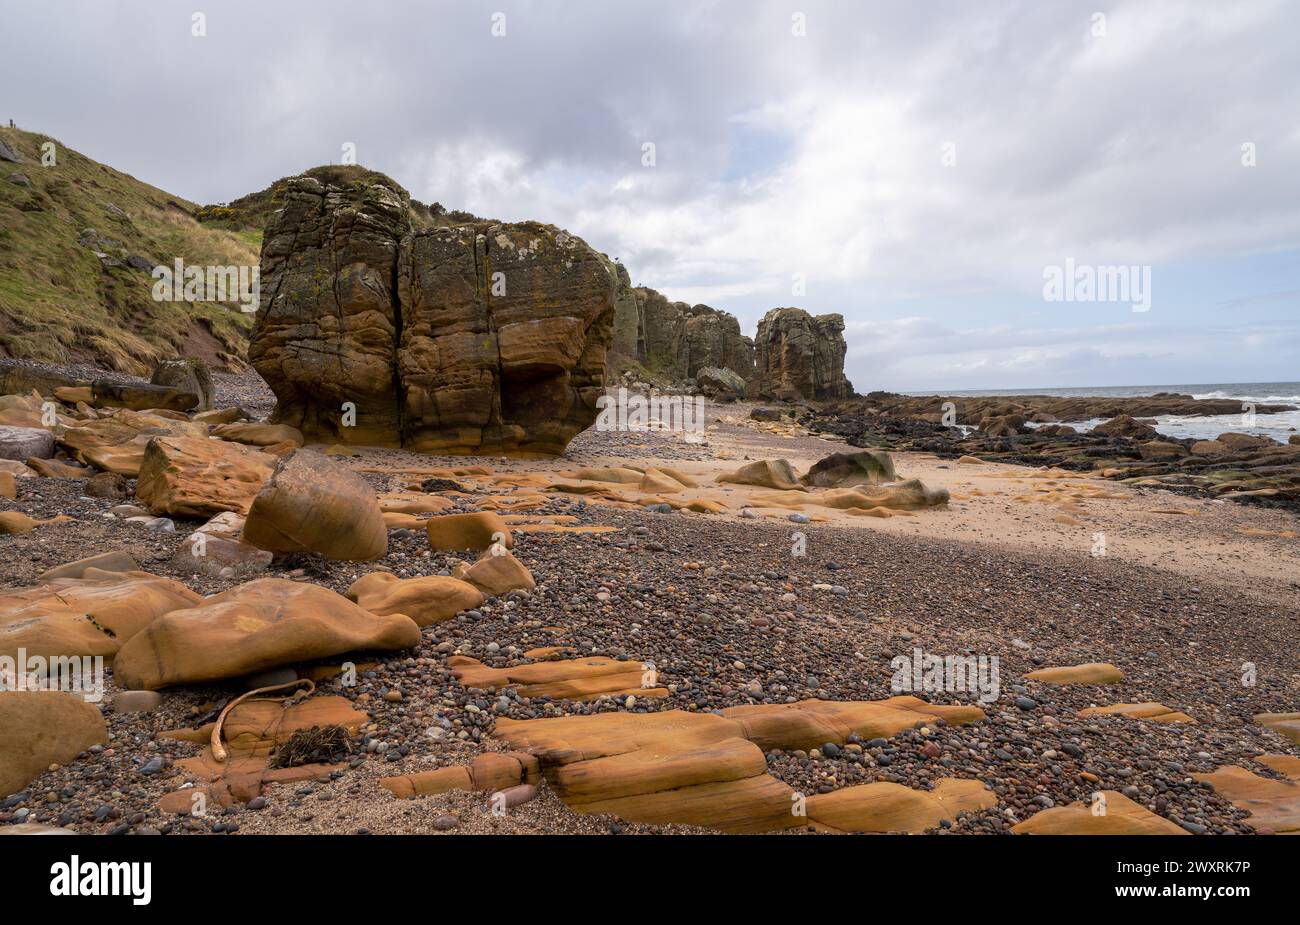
903,382,1300,442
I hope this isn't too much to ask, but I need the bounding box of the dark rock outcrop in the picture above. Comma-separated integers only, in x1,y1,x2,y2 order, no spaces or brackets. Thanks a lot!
611,280,755,385
753,308,853,401
249,172,616,455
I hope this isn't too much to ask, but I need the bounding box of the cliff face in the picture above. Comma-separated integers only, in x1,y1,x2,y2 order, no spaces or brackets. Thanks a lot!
250,173,614,455
609,273,755,385
753,307,854,401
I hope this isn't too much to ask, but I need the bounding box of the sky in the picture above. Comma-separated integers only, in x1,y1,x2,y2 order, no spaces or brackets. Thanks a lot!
3,0,1298,391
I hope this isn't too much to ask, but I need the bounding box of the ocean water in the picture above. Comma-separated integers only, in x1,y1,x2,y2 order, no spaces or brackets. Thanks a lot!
903,382,1300,443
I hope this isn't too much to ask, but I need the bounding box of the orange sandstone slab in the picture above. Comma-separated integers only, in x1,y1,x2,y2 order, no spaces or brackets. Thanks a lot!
1192,764,1300,833
806,777,997,834
1012,791,1187,835
1025,663,1124,685
1079,702,1195,723
450,655,666,701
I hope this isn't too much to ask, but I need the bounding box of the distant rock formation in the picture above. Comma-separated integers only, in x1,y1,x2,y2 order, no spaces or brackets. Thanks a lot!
607,267,755,384
249,173,615,455
753,308,853,401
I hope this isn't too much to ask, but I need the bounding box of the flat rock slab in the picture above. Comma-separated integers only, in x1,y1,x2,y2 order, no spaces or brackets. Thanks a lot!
1012,791,1188,835
1193,761,1300,834
806,777,997,834
449,655,667,701
113,578,420,689
493,696,986,833
0,568,201,663
1254,711,1300,744
1079,702,1195,723
1025,663,1124,685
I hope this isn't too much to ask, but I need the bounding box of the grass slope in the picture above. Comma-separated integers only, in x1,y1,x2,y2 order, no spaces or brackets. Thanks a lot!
0,126,257,374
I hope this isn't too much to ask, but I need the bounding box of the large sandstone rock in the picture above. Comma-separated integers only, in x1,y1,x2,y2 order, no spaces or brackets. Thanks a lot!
801,450,896,488
0,425,54,461
57,410,209,477
449,654,667,700
150,359,214,411
717,458,803,490
0,569,200,663
346,572,483,626
242,449,387,561
249,172,616,455
752,307,853,401
112,578,421,689
425,512,513,552
0,691,109,798
135,435,275,517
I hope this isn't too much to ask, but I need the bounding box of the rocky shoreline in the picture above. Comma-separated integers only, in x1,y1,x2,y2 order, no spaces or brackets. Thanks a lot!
798,394,1300,510
1,365,1297,837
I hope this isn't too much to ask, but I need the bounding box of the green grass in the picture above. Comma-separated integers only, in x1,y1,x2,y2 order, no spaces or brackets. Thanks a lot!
0,126,258,374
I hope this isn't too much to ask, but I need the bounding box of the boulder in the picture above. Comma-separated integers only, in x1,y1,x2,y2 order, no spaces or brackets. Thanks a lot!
170,532,273,578
135,435,275,517
0,691,109,799
1024,663,1123,685
0,568,201,663
450,654,667,700
1139,440,1188,460
459,549,536,596
112,578,421,689
1191,439,1229,456
248,171,615,454
0,425,54,461
752,308,853,401
800,450,897,488
425,511,512,552
149,359,214,411
345,572,483,626
90,380,198,412
695,366,746,401
36,550,139,582
805,778,997,834
1216,432,1276,451
211,422,305,447
1092,415,1158,439
716,459,803,490
242,449,387,561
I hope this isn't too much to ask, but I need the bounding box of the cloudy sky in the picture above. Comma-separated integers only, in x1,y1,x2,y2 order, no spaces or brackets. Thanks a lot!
4,0,1298,391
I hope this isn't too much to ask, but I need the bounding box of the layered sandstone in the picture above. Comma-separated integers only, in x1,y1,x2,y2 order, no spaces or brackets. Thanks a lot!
249,171,615,455
753,307,853,401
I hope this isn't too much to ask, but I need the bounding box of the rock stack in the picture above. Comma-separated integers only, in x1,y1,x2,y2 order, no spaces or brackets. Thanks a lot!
249,171,616,455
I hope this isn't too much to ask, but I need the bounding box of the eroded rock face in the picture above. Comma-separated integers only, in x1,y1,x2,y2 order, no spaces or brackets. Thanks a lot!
611,280,755,382
249,173,616,455
753,308,853,401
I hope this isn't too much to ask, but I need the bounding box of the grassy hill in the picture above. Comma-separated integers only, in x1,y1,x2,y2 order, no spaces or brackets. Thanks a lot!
0,126,257,374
